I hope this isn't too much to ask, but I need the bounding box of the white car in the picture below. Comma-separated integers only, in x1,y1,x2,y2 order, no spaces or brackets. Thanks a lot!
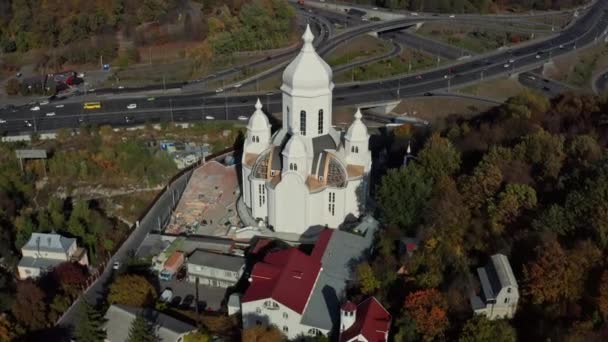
536,54,541,59
205,115,215,120
127,103,137,109
160,289,173,303
55,104,64,108
237,116,248,121
215,88,224,93
24,120,32,127
373,7,378,10
39,100,49,105
112,261,120,270
504,64,510,68
30,106,40,111
233,83,242,88
411,12,419,16
77,73,85,78
45,112,56,117
0,119,6,124
118,86,125,89
449,14,455,18
508,59,515,63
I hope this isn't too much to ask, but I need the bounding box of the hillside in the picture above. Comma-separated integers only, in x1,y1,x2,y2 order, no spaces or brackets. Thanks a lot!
348,0,590,13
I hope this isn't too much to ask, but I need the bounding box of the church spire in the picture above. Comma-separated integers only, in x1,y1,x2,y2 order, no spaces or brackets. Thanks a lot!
302,24,315,52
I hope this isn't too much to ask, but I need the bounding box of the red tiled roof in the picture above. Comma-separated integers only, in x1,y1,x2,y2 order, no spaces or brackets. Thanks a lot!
342,301,357,312
340,297,391,342
250,238,273,256
242,248,322,314
311,228,333,261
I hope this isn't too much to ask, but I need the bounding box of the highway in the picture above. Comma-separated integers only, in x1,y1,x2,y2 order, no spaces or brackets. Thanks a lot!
1,1,608,135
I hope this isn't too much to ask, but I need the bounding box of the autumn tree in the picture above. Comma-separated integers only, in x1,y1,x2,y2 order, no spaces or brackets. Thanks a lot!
459,316,516,342
0,314,15,342
241,325,284,342
598,271,608,320
487,183,537,234
403,289,449,341
108,274,157,307
52,262,88,297
11,280,48,331
356,263,380,295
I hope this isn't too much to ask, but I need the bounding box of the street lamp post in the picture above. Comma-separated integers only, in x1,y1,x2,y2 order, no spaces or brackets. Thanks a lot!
169,99,174,122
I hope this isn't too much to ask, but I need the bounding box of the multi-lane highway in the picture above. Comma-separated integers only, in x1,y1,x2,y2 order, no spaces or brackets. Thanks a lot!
1,0,607,135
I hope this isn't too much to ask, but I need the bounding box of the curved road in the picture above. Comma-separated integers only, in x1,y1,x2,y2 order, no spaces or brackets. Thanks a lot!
1,1,608,136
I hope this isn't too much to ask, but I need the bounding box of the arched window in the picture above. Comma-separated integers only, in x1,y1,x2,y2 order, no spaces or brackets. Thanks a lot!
283,312,288,319
289,163,293,171
300,110,307,136
351,146,354,153
318,109,324,134
294,163,298,171
355,146,359,153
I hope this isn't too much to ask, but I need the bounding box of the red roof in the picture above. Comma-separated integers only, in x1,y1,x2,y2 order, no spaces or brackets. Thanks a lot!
311,228,333,261
164,251,184,269
341,301,357,312
250,238,273,256
242,248,322,314
340,297,391,342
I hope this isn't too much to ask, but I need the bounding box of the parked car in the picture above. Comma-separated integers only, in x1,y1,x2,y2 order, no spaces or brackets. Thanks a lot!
127,103,137,109
160,288,174,303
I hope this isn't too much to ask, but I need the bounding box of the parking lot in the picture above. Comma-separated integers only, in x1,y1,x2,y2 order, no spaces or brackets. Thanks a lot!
159,277,227,312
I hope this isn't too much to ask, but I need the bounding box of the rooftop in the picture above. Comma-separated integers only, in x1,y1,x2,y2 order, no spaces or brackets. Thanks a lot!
22,232,75,254
188,250,245,272
340,297,391,342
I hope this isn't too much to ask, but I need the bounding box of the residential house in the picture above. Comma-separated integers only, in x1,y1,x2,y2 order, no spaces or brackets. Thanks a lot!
240,216,378,339
470,254,519,320
103,304,196,342
187,250,245,288
18,232,89,279
339,297,391,342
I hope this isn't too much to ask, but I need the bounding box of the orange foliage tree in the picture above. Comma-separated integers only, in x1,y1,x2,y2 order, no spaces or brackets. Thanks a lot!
404,289,449,341
597,271,608,319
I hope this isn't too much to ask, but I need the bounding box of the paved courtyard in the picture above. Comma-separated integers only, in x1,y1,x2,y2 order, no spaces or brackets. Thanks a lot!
159,278,228,312
165,161,240,236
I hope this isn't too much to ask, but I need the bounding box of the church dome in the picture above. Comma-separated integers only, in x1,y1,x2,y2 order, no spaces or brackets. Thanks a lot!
345,108,368,141
282,134,307,159
281,24,333,95
247,99,270,131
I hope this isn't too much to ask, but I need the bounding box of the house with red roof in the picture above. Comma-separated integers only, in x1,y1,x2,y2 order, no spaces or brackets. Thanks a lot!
339,297,392,342
241,216,382,340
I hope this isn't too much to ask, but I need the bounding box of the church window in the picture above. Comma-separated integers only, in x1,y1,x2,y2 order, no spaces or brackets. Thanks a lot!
300,110,307,136
294,163,298,171
283,326,289,333
351,146,354,153
283,312,288,319
256,136,259,143
355,146,359,153
318,109,324,134
289,163,293,170
328,192,335,216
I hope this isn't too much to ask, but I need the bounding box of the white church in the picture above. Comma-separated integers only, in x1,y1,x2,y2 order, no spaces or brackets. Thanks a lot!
240,25,372,235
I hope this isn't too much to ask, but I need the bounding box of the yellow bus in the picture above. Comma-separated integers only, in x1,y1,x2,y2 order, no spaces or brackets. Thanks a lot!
83,102,101,110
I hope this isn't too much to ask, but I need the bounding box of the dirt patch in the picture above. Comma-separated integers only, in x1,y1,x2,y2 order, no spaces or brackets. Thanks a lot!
393,97,495,130
458,76,527,101
326,34,392,66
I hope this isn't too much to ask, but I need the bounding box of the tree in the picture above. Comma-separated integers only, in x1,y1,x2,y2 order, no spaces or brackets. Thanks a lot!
52,262,88,297
5,78,20,96
403,289,448,342
183,330,211,342
356,263,380,295
376,165,433,232
108,275,157,307
127,314,157,342
459,316,516,342
597,271,608,319
460,160,503,212
487,183,537,234
518,130,565,180
74,301,106,342
11,280,48,330
0,314,15,342
241,325,284,342
417,133,461,181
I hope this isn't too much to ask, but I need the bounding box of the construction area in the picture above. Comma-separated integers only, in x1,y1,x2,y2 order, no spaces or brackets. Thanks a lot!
165,161,240,236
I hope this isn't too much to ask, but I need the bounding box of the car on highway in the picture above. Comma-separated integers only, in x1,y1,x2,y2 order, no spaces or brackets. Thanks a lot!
45,112,55,117
147,97,155,101
205,116,215,120
504,64,510,68
118,86,125,89
536,54,541,59
124,116,132,123
0,119,6,124
39,100,49,105
449,14,455,18
55,104,64,108
411,12,419,16
509,59,515,63
216,88,224,93
416,75,423,80
24,120,32,127
238,116,248,121
559,44,565,49
30,106,40,111
127,103,137,109
234,83,242,88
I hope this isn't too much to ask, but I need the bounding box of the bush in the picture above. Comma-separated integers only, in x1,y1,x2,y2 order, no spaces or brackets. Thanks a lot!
5,78,20,96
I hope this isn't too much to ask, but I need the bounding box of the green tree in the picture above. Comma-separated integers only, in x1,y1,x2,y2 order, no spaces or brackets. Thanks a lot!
487,183,537,234
356,262,380,295
418,133,461,181
376,165,433,232
127,314,157,342
459,316,516,342
73,301,106,342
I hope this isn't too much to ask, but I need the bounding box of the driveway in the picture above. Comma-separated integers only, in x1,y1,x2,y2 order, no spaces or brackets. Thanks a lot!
160,278,227,312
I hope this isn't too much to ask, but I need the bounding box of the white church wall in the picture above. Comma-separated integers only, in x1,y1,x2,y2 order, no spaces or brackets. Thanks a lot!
307,190,326,227
271,173,308,234
251,179,268,221
283,94,331,138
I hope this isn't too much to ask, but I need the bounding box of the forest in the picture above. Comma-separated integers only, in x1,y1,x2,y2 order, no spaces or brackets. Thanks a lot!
347,0,590,13
352,90,608,340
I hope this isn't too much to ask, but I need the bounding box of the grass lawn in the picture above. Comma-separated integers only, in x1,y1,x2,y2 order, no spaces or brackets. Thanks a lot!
458,76,527,102
101,191,161,225
326,34,392,67
544,43,608,89
416,22,541,54
392,97,495,130
334,49,438,83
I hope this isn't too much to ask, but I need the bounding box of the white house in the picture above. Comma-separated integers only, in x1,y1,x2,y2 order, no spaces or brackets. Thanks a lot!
470,254,519,320
186,250,245,288
103,304,196,342
339,297,391,342
17,232,89,279
241,218,379,340
241,24,372,236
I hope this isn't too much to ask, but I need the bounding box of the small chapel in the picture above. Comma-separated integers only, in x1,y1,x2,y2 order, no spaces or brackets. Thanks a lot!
240,24,372,235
